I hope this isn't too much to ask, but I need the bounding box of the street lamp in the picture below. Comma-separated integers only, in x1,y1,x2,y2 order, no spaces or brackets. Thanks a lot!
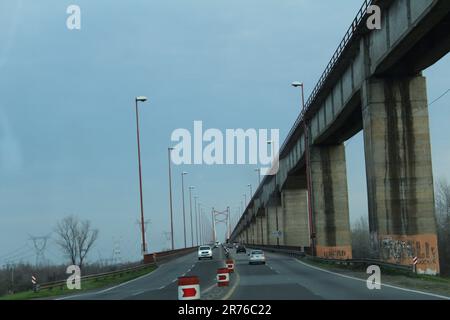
188,186,195,247
243,194,247,207
167,147,175,250
247,184,253,198
134,96,148,255
198,203,202,244
292,81,315,255
194,196,199,246
181,172,188,248
291,82,305,111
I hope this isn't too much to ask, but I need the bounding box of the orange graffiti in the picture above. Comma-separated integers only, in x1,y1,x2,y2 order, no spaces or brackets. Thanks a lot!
316,245,352,260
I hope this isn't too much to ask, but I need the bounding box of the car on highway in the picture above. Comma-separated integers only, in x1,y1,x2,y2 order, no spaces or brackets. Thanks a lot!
236,245,246,253
197,245,213,260
248,250,265,265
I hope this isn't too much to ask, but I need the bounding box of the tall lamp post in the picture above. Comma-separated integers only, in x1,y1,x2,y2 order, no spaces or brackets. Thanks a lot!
134,96,148,255
188,186,195,247
292,81,315,255
167,147,175,250
181,172,188,248
194,196,199,246
247,184,253,198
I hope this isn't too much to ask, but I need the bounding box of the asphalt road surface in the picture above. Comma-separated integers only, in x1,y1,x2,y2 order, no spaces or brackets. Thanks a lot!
57,247,227,300
56,247,448,300
229,251,446,300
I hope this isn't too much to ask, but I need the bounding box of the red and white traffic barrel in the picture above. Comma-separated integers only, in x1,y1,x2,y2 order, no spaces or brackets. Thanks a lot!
178,276,200,300
217,268,230,287
226,259,234,273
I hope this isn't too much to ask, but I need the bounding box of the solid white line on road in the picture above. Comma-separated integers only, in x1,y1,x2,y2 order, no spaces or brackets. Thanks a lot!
131,290,145,296
158,285,165,290
222,268,240,300
294,259,450,300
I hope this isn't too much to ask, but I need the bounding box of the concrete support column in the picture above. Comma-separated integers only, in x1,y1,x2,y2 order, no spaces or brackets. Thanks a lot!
267,205,283,245
256,216,262,244
310,144,352,259
362,75,439,274
261,214,267,245
251,220,256,244
245,226,249,244
281,188,309,247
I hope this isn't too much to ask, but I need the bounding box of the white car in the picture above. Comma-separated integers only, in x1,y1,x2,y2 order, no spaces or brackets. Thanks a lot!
198,245,213,260
249,250,265,265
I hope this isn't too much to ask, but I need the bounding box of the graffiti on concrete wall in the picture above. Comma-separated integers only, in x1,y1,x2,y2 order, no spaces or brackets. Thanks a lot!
316,245,352,260
378,236,438,266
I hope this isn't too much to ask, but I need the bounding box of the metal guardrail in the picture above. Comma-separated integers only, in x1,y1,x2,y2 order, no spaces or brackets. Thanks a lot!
246,244,413,273
38,263,155,291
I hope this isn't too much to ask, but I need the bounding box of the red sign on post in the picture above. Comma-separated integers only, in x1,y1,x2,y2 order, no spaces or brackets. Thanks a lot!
217,268,230,287
226,259,235,273
178,276,200,300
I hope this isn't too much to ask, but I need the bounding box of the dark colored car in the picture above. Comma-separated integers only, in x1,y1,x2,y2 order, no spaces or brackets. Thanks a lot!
236,245,246,253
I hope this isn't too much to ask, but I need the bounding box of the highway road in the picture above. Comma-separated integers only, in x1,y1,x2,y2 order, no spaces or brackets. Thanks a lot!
55,247,448,300
56,247,227,300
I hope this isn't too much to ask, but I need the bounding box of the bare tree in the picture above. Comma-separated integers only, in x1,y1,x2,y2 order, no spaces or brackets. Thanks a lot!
55,215,99,269
77,220,99,268
351,215,370,259
436,178,450,275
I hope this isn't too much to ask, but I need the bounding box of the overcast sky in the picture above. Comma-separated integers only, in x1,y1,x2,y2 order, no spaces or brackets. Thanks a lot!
0,0,449,265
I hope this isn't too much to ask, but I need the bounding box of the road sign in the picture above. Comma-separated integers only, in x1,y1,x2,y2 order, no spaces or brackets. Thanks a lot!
413,256,418,265
31,275,37,285
272,230,283,238
217,268,230,287
178,276,200,300
226,259,234,273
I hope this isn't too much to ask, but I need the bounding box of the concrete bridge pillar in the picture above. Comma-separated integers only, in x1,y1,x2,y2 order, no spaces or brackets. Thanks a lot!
260,213,267,245
267,204,283,245
245,226,249,244
281,177,310,247
310,144,352,259
251,219,256,244
362,75,439,274
255,216,261,244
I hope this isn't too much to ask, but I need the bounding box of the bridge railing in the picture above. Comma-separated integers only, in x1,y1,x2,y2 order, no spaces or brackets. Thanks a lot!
38,262,156,291
281,0,373,155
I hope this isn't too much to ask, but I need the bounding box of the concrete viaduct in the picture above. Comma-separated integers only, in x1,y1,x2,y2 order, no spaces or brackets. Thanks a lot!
230,0,450,275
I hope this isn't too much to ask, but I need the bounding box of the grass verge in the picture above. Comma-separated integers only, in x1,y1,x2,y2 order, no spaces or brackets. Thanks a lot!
0,265,157,300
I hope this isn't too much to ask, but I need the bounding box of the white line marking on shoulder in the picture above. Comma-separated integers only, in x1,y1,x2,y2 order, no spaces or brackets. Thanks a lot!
294,259,450,300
